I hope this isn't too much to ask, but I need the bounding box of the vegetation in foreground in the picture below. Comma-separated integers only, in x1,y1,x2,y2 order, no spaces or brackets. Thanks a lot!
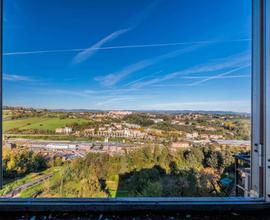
56,145,243,198
2,145,245,198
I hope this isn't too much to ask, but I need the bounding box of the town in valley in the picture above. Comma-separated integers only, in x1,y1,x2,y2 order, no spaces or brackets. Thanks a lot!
1,106,251,198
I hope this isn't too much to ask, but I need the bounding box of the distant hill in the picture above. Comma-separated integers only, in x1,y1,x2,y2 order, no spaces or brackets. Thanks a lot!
50,109,250,116
3,106,250,116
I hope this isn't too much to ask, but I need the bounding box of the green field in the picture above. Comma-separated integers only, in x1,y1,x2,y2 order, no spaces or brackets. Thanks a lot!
3,117,88,132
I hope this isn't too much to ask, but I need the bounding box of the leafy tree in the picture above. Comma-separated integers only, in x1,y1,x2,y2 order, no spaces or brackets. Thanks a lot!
3,147,47,178
123,114,154,127
205,151,223,169
141,182,163,197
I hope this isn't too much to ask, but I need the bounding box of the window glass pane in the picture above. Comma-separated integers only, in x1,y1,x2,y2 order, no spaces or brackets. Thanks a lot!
2,0,251,198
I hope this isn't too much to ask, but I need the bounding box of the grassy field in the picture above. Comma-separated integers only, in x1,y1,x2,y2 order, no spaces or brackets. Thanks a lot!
106,175,129,198
3,117,88,132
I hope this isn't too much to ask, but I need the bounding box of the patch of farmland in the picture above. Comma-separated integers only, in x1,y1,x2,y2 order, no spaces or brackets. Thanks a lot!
3,117,88,132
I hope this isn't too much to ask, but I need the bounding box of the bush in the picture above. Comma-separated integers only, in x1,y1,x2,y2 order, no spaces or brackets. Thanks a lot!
3,147,47,178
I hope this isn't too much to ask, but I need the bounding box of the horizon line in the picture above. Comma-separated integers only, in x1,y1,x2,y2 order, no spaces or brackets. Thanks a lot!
3,105,251,114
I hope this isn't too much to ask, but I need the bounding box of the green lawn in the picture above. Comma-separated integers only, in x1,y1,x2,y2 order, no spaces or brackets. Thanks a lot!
106,175,129,197
3,117,88,132
106,179,118,198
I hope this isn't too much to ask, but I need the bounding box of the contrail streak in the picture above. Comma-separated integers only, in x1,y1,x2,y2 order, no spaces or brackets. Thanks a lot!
3,38,250,56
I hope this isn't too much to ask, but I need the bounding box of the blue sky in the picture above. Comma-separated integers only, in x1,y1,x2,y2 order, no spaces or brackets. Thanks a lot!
3,0,251,112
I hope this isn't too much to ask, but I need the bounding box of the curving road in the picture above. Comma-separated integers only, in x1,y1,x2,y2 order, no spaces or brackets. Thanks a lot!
3,173,54,198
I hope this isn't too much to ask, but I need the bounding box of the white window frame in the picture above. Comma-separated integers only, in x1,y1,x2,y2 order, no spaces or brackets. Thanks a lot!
251,0,270,202
263,0,270,203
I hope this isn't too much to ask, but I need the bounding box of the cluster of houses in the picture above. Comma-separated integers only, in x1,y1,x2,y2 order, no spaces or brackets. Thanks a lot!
174,113,203,121
90,128,147,139
108,111,132,116
86,111,132,120
54,123,224,142
171,141,191,150
51,113,248,149
195,125,216,131
185,131,223,140
45,143,78,150
74,123,153,140
55,127,72,134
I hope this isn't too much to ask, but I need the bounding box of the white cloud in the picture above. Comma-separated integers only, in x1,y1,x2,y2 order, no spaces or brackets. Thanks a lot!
181,74,250,79
96,45,201,86
163,52,250,80
126,52,251,88
72,29,129,64
95,60,153,86
37,88,138,98
3,39,250,56
37,89,90,97
96,96,138,107
188,64,250,86
124,71,163,88
3,74,32,81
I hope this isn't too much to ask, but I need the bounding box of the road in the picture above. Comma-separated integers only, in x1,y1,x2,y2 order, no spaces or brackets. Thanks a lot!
2,173,54,198
5,133,69,137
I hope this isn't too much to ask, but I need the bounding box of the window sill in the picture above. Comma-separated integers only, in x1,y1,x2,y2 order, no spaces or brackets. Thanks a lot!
0,197,268,213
